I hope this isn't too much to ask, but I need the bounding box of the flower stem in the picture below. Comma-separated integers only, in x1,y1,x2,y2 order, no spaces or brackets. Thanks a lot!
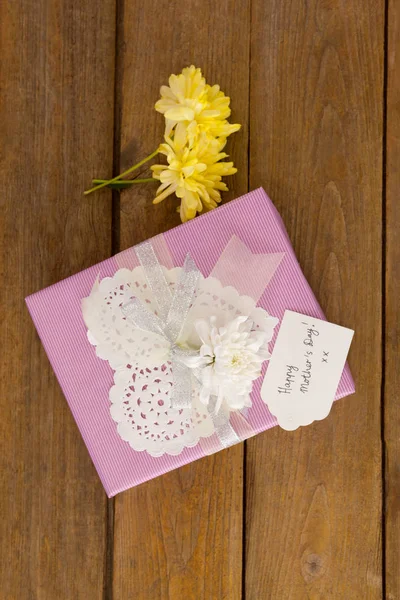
92,178,157,189
84,149,159,195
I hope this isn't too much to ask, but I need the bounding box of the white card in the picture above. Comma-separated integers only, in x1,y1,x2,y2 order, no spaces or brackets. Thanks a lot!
261,310,354,431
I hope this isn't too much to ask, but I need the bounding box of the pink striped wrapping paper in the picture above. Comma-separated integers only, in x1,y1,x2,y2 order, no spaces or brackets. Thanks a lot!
26,188,355,497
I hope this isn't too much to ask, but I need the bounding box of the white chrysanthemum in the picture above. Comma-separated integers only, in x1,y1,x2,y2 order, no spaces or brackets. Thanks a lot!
184,315,271,412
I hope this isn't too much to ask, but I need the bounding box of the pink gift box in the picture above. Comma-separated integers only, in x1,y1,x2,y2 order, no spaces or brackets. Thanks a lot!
26,188,355,497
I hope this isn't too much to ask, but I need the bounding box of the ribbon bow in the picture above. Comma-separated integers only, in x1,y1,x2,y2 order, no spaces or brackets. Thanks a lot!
122,241,200,411
121,241,240,448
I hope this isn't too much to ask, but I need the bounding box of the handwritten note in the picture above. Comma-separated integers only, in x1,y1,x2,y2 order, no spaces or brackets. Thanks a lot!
261,310,354,430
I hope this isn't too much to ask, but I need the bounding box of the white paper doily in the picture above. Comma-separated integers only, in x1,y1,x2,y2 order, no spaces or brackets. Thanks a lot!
82,266,278,456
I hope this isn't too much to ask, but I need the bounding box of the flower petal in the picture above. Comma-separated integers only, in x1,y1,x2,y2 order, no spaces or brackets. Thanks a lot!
195,319,211,345
165,106,195,122
153,183,177,204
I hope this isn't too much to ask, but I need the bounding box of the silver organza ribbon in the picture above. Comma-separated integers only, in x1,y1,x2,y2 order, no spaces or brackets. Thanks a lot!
121,241,240,448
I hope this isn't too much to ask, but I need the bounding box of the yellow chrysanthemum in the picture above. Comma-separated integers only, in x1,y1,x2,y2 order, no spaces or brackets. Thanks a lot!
151,132,237,222
155,65,241,139
85,64,241,214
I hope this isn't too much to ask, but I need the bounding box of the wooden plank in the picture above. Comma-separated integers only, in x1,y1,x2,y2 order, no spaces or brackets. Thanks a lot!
0,1,116,597
112,1,250,597
246,1,384,598
385,1,400,596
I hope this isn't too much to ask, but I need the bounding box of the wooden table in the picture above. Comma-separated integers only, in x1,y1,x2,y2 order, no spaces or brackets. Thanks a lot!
1,1,398,598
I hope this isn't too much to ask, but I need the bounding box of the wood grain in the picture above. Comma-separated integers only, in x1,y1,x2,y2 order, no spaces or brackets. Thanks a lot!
246,1,384,598
1,0,392,598
0,1,115,598
112,1,250,598
385,1,400,597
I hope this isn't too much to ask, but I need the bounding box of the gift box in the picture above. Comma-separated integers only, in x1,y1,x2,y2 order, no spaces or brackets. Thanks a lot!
26,187,355,497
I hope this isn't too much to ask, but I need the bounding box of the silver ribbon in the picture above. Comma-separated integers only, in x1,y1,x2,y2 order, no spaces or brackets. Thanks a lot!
208,397,241,448
122,242,199,410
121,240,241,448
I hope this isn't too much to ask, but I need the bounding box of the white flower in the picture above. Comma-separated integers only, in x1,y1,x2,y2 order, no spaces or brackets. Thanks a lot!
184,315,271,413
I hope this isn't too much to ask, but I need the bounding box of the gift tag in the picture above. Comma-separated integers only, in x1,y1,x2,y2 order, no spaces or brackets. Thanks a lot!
261,310,354,430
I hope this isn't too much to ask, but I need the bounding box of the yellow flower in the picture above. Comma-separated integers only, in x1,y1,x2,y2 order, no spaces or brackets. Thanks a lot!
85,65,241,212
155,65,241,139
151,132,237,222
